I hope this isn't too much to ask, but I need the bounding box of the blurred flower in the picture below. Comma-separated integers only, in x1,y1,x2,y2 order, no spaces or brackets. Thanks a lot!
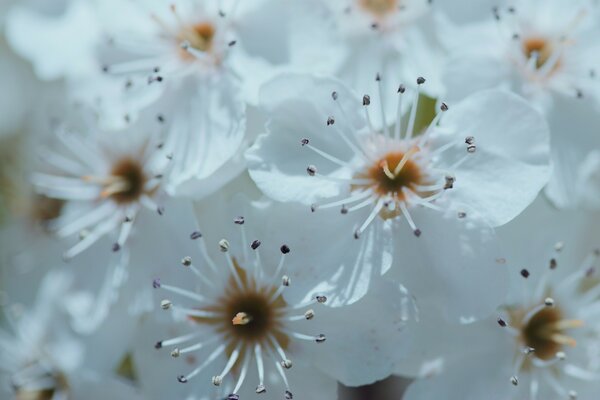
31,118,172,259
246,73,550,308
0,270,141,400
441,0,600,112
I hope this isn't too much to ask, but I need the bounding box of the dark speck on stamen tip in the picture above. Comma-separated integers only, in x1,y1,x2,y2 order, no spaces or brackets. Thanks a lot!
152,278,161,289
497,318,507,327
520,269,530,278
154,341,163,349
280,244,290,254
177,375,188,383
112,243,121,252
251,240,261,250
190,231,202,240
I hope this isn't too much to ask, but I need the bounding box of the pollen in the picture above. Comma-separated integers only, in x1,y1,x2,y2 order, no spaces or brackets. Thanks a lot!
359,0,397,17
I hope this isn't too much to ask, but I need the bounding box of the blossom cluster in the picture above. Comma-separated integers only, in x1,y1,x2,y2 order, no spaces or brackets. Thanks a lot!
1,0,600,399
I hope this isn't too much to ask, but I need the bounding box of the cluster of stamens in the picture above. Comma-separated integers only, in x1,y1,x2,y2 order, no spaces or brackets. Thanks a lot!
494,244,600,399
493,5,595,96
303,75,476,238
153,218,327,398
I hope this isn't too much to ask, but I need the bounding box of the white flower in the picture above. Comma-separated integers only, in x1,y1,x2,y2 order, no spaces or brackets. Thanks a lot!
144,198,416,399
0,270,141,400
406,250,600,399
5,0,102,81
288,0,444,128
404,200,600,400
245,73,550,307
31,118,172,259
441,0,600,112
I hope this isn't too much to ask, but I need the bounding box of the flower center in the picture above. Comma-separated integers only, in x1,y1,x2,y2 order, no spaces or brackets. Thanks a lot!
191,263,289,350
359,0,397,17
105,157,147,204
355,149,424,201
514,305,582,361
181,23,215,52
522,37,557,70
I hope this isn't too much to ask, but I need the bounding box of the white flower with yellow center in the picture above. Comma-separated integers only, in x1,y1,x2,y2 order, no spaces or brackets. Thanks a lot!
31,119,172,259
441,0,600,111
0,271,142,400
404,242,600,400
146,203,416,399
245,73,550,307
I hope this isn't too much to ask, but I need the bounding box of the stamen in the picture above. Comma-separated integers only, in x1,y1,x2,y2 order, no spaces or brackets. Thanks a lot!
158,283,206,303
232,349,251,394
214,345,242,385
155,331,201,349
171,306,218,319
354,198,385,239
178,344,226,383
302,142,350,168
406,77,425,139
394,84,406,140
255,344,265,392
375,73,390,137
399,202,421,237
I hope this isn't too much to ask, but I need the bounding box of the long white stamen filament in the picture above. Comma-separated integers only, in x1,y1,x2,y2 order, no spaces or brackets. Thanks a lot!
314,189,373,210
253,242,263,283
406,90,420,139
394,88,405,141
364,103,376,135
419,111,444,148
331,96,370,159
63,216,120,259
196,237,220,275
313,174,371,185
403,189,444,212
160,331,201,347
172,306,218,319
232,350,251,394
178,336,219,355
376,76,390,137
181,344,226,382
271,348,291,390
269,253,287,287
347,195,377,213
268,335,289,363
223,251,244,289
160,283,206,303
218,345,242,381
331,123,369,162
399,202,418,233
304,144,351,168
185,262,214,288
255,344,265,386
356,198,385,237
116,218,135,247
269,284,287,303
